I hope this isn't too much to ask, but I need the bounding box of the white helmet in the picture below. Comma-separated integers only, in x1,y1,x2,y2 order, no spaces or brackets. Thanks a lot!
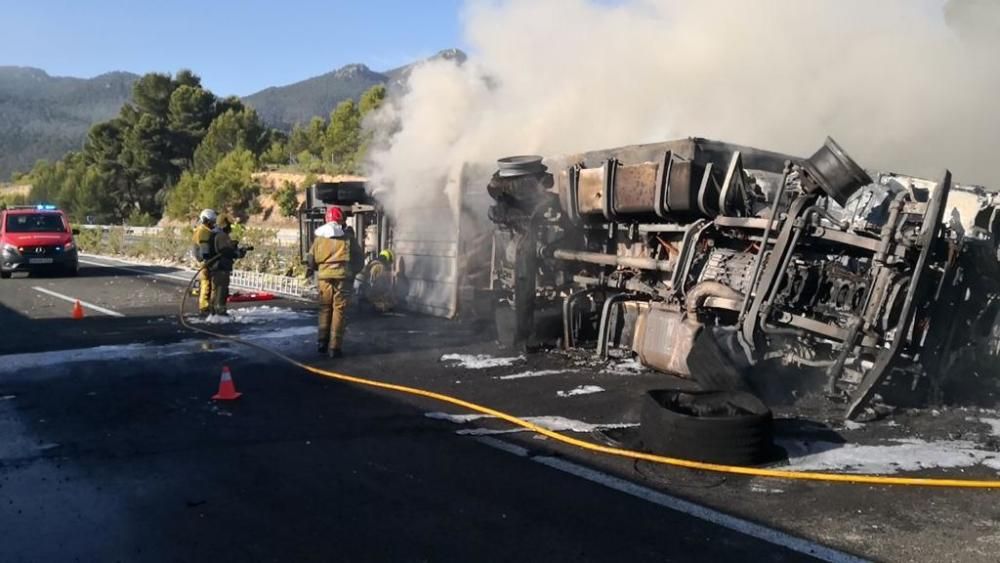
199,208,218,224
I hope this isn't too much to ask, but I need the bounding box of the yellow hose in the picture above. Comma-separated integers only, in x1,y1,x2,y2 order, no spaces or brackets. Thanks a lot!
179,267,1000,489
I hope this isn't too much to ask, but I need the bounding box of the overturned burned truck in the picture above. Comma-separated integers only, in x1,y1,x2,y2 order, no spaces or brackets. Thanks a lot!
486,137,1000,419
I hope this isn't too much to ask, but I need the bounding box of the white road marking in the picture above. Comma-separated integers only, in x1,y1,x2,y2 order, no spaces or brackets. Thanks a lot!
475,436,868,563
31,286,125,318
0,326,315,375
78,256,192,283
476,436,531,457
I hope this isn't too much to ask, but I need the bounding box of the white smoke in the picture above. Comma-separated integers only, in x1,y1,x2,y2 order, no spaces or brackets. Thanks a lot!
366,0,1000,213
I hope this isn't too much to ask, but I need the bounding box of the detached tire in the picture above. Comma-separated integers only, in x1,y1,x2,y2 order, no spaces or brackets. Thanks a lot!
640,389,773,466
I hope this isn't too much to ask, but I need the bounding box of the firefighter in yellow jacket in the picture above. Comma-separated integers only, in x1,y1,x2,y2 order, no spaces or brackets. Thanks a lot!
191,208,218,316
308,206,351,358
357,249,395,312
210,215,248,316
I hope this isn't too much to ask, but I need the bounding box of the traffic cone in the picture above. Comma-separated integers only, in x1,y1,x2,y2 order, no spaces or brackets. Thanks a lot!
212,366,242,400
71,300,84,320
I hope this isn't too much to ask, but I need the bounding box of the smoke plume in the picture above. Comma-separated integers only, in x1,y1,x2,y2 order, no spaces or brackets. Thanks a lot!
367,0,1000,212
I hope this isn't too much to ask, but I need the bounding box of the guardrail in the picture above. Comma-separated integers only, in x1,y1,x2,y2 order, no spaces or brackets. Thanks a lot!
78,224,306,286
80,224,300,247
230,269,311,298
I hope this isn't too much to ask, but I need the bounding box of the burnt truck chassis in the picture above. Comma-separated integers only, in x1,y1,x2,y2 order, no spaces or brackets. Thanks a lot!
485,137,1000,419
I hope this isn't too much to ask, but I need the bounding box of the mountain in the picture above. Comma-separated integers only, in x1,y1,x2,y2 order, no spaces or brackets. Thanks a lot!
243,48,466,129
0,49,466,179
243,63,386,130
0,67,138,178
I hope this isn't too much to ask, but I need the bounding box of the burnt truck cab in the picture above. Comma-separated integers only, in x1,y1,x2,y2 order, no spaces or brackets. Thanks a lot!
297,172,498,320
298,180,384,269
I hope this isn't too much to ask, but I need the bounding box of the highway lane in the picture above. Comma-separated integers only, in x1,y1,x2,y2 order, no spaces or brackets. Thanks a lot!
3,257,189,317
4,257,989,562
0,256,315,355
0,258,851,562
0,336,823,561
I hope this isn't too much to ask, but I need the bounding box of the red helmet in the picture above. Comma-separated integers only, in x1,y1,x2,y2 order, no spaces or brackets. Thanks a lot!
324,207,344,224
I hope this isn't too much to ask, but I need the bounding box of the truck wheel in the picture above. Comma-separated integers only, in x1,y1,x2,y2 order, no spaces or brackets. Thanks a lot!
0,270,11,279
639,389,774,466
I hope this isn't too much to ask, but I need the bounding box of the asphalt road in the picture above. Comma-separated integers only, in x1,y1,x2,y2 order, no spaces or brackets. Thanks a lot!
4,256,1000,562
0,258,828,562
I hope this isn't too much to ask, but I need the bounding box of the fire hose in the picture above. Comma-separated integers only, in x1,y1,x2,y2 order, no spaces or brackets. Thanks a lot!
179,264,1000,489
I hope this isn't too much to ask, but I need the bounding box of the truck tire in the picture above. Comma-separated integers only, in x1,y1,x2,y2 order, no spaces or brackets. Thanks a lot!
0,270,11,279
639,389,774,466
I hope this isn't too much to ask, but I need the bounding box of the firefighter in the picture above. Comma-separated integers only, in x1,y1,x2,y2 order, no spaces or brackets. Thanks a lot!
191,208,218,316
308,206,351,358
343,216,365,282
357,249,396,312
209,215,246,316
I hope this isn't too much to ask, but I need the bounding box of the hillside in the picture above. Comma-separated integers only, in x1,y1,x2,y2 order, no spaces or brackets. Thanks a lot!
242,64,386,130
0,67,138,178
0,49,465,180
243,48,466,129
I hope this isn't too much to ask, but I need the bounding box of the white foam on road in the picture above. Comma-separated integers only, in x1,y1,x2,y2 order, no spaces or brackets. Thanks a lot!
781,438,1000,474
497,369,569,380
440,353,524,369
606,357,647,375
557,385,605,397
0,325,316,374
187,306,306,325
425,411,637,436
424,412,491,423
979,418,1000,436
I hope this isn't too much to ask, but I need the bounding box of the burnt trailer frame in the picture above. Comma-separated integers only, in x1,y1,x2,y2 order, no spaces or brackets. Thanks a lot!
299,180,384,274
299,171,496,320
485,137,1000,419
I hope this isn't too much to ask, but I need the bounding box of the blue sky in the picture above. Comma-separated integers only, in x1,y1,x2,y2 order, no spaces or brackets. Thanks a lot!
1,0,466,96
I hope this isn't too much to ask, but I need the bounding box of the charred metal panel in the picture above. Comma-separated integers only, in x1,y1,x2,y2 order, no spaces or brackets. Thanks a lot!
393,163,495,319
664,159,706,217
633,307,700,376
576,166,606,217
613,161,660,216
392,210,461,318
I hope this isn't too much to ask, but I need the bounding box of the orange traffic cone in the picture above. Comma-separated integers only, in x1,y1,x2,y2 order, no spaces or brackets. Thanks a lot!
71,300,84,320
212,366,242,400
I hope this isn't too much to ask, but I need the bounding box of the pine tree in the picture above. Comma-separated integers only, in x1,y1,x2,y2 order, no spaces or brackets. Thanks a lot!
324,100,361,174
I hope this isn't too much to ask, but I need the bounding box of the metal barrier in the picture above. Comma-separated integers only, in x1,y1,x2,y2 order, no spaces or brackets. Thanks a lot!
229,269,311,298
80,224,300,247
79,224,310,298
